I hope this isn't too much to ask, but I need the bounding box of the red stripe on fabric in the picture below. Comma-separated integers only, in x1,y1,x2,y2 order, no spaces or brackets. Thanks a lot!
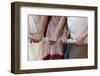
43,54,63,60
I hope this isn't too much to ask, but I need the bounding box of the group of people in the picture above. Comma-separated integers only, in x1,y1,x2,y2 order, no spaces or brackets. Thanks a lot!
28,15,88,60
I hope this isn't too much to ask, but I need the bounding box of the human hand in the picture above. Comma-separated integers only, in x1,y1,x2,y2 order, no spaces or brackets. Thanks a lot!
75,37,86,46
49,32,59,44
60,36,67,44
59,33,68,44
31,33,43,42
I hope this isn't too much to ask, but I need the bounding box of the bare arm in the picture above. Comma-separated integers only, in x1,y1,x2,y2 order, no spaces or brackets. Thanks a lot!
50,16,66,43
54,16,66,34
38,16,50,36
76,32,88,46
31,16,50,42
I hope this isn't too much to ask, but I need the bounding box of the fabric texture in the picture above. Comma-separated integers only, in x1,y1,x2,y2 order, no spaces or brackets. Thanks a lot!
67,17,88,39
64,17,88,59
43,16,64,60
28,16,64,60
64,44,88,59
28,15,43,60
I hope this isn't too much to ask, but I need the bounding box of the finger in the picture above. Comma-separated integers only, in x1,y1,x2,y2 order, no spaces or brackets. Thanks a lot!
32,38,39,42
64,39,67,44
50,38,57,42
49,39,56,45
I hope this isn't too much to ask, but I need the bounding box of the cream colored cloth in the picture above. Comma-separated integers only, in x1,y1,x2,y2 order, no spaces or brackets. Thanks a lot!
28,15,43,61
67,17,88,40
29,40,44,60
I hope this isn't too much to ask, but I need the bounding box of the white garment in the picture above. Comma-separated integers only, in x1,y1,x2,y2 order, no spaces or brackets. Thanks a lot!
67,17,88,39
29,40,44,60
28,15,43,61
28,15,37,35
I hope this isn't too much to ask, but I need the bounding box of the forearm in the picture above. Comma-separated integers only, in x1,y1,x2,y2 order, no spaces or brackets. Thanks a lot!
84,36,88,44
55,16,66,34
81,32,88,40
38,16,50,35
83,32,88,44
63,24,69,35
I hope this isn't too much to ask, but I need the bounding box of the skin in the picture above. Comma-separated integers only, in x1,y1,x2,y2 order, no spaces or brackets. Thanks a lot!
31,16,67,44
31,16,50,42
31,16,88,46
49,16,67,43
75,32,88,46
49,16,88,46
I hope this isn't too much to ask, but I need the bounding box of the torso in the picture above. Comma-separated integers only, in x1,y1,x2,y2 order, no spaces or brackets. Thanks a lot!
67,16,88,39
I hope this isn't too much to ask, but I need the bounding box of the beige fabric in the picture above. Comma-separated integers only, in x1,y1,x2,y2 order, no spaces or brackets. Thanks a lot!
28,15,43,61
67,17,88,40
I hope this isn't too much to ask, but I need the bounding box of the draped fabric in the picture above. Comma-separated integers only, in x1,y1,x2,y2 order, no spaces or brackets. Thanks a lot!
28,15,43,60
28,16,64,60
67,17,88,40
43,16,64,60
